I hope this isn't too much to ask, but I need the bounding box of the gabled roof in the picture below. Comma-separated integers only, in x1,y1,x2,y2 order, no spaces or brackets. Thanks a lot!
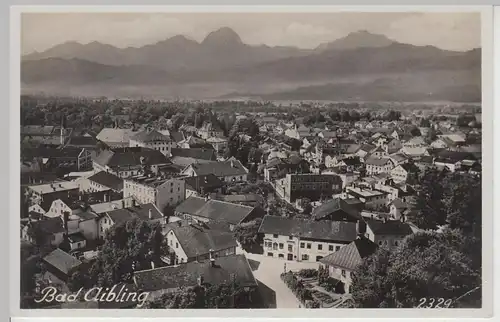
96,128,136,144
93,147,168,168
175,196,208,215
312,198,362,221
87,171,124,191
28,217,65,235
43,248,82,275
169,224,238,258
187,159,248,178
319,238,377,270
258,215,357,242
365,157,393,166
365,219,413,236
176,197,256,225
106,203,163,225
184,174,223,193
133,254,257,291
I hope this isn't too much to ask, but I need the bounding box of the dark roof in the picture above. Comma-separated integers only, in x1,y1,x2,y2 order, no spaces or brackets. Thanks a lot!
22,146,84,160
43,248,82,275
175,196,208,215
434,150,477,163
312,198,362,221
399,163,420,173
184,174,223,193
130,129,170,143
219,194,264,204
258,215,357,242
107,203,163,224
390,198,408,210
30,217,65,235
168,224,238,258
87,171,124,191
171,148,216,161
93,147,168,168
170,131,185,143
319,238,377,270
68,232,86,243
188,159,248,177
66,136,98,147
176,197,256,225
366,219,413,236
134,254,256,292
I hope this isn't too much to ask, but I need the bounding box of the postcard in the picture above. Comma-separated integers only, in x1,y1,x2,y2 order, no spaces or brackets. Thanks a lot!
11,5,493,319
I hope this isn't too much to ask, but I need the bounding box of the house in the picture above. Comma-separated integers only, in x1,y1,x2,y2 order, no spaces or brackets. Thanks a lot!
345,186,388,208
311,198,362,222
181,159,249,183
175,196,263,230
389,198,409,220
389,153,409,166
21,216,66,247
364,219,413,248
403,136,426,148
258,215,358,262
42,248,83,282
369,146,388,159
92,147,169,178
164,223,238,264
26,181,79,207
183,174,224,199
123,174,186,211
129,129,173,157
197,122,224,140
319,237,377,294
133,254,257,303
96,128,136,148
170,148,216,168
87,171,124,194
390,163,420,183
279,173,343,203
365,157,395,175
206,137,229,154
99,203,165,239
21,146,93,172
178,135,213,149
433,150,477,172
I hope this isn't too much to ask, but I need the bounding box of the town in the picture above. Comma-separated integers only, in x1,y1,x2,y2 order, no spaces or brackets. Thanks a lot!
20,97,482,309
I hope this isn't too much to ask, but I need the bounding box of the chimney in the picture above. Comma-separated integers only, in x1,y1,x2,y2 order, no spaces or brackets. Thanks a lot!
383,216,388,223
148,209,152,220
356,220,366,237
150,261,155,270
231,160,235,168
103,194,107,202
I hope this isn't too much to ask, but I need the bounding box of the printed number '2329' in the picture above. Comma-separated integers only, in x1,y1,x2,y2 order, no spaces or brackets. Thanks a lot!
416,298,452,308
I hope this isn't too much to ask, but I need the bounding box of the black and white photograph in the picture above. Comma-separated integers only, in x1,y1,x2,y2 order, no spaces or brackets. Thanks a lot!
15,7,491,315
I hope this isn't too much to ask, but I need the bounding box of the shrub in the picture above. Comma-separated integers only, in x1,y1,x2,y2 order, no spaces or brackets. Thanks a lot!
298,269,318,278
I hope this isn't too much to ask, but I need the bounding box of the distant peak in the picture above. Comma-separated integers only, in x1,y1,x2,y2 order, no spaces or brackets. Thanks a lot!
202,27,243,46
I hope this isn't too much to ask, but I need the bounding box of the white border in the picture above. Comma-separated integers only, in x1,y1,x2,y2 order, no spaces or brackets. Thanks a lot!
10,5,494,319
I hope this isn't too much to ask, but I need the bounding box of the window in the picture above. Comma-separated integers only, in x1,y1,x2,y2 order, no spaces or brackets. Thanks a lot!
329,245,334,251
170,240,173,246
378,241,383,245
289,236,293,240
288,245,293,252
336,246,340,251
175,242,178,248
300,242,305,248
394,241,399,246
341,269,346,277
307,243,311,249
267,252,273,257
279,243,284,250
171,189,173,193
301,254,309,261
273,234,278,238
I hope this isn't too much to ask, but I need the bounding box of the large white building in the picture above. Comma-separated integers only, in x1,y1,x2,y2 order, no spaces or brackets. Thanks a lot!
258,215,358,263
129,129,174,157
124,174,186,212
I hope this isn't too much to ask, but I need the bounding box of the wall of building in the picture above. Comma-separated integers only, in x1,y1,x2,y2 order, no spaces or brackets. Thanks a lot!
79,219,99,241
129,139,172,157
262,233,349,263
166,230,189,264
46,200,72,218
156,179,186,211
365,226,404,249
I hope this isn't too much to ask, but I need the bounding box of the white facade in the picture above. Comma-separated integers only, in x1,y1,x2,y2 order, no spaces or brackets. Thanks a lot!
390,165,410,183
166,230,189,264
124,177,186,212
365,159,395,176
365,226,405,249
129,138,173,157
262,233,348,263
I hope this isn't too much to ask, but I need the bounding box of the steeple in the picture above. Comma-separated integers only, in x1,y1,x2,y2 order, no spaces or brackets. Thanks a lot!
60,114,65,146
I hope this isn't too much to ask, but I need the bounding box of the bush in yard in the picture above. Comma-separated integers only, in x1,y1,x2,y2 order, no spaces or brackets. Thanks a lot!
320,277,340,293
298,269,318,278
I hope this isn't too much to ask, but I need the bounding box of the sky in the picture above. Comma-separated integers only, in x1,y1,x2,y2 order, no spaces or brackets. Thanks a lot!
21,12,481,54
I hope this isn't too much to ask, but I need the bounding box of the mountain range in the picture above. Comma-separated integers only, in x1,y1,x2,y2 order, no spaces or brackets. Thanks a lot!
21,28,481,102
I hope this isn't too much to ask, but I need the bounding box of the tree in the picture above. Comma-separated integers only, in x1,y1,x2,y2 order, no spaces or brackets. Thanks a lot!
419,118,431,128
88,218,166,287
299,198,312,215
408,167,448,230
351,230,481,308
